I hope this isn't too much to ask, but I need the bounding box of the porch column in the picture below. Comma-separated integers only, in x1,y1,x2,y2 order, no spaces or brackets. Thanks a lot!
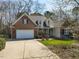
48,28,50,38
49,28,54,37
37,28,39,38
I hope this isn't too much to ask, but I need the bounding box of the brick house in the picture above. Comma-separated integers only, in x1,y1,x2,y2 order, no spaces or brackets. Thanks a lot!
11,13,70,39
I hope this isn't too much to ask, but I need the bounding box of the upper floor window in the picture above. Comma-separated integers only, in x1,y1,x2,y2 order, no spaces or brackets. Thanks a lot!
36,20,41,26
22,19,28,24
36,20,39,25
43,21,47,27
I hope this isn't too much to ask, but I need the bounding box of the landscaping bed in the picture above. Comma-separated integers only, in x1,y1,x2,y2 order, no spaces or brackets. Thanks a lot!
40,39,79,59
0,38,6,51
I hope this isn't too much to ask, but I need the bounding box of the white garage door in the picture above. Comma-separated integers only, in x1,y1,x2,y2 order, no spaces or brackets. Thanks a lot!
16,30,34,39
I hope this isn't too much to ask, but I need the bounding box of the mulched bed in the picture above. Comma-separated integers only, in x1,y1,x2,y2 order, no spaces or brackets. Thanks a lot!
47,45,79,59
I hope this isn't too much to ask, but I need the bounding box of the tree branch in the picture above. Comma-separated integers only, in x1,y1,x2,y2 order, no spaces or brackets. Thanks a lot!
74,0,79,5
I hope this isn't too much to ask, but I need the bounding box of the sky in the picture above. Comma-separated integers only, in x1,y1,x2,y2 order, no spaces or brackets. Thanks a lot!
2,0,53,11
37,0,53,11
35,0,74,11
2,0,74,12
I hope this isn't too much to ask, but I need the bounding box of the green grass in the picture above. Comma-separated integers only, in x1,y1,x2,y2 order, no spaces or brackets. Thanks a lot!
40,39,76,46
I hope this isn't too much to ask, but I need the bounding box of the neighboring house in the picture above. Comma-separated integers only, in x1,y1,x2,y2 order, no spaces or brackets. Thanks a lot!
10,13,70,39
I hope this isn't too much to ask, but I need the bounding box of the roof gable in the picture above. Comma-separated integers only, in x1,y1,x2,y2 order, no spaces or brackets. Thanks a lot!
12,13,36,26
12,13,54,28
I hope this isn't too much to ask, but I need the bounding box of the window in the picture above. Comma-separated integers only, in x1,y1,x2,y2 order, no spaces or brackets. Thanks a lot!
64,29,69,35
36,20,38,25
36,20,41,26
22,19,28,24
43,21,47,27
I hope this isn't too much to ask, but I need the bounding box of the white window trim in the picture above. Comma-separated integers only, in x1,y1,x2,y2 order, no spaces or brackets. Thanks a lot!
22,19,28,24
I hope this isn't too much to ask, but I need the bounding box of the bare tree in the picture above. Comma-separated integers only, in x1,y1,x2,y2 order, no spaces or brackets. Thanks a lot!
71,0,79,5
48,0,70,21
33,0,45,13
22,0,33,14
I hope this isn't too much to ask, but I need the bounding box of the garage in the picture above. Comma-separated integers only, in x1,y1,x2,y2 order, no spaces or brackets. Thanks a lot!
16,30,34,39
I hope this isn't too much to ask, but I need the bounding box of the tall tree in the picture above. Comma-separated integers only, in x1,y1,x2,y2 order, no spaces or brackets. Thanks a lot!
21,0,33,14
73,0,79,5
33,0,45,13
44,11,57,21
72,7,79,21
44,11,52,19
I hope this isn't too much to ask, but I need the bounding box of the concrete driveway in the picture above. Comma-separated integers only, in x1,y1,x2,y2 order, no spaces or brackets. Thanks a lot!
0,40,60,59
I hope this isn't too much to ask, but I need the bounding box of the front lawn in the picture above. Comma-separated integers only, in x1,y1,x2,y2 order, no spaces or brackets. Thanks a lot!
39,39,79,59
40,39,76,45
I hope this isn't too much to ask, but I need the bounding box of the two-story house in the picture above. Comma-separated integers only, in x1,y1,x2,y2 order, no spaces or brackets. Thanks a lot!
11,13,63,39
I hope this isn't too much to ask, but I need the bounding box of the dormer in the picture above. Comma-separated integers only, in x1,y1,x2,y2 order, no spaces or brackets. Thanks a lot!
36,20,39,25
43,21,47,27
36,20,41,27
43,20,50,27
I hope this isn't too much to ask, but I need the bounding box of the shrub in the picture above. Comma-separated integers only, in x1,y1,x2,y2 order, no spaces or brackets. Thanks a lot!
0,38,6,51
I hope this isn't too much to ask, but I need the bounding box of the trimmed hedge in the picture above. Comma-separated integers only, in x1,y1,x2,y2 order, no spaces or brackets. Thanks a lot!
0,38,6,51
